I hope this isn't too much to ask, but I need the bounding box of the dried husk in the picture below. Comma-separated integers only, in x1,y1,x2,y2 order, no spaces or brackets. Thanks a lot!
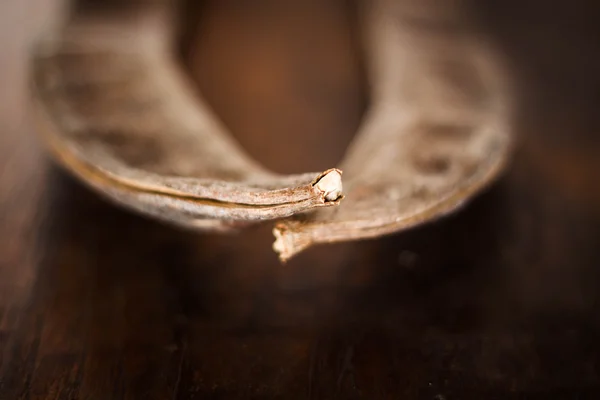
31,0,512,260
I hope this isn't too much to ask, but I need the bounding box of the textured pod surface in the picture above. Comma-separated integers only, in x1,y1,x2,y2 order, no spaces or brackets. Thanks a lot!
31,7,344,230
31,0,511,259
272,0,513,261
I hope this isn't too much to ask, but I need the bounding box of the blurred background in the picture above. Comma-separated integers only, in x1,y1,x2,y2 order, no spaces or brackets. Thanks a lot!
1,0,600,398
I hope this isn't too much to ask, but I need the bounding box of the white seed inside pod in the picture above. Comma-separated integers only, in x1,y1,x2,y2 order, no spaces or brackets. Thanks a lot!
315,169,343,201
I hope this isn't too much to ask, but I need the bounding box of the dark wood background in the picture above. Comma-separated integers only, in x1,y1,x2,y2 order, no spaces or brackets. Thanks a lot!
2,0,600,398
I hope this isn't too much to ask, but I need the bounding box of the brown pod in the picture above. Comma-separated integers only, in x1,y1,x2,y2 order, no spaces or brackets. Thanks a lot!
272,0,513,261
30,0,512,260
30,4,344,232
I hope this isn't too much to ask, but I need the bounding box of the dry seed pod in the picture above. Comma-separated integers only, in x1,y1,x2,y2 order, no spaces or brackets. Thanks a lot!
30,0,512,260
272,0,512,261
30,5,344,232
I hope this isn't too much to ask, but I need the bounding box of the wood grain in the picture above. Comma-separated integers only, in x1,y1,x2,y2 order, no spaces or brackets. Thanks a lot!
2,0,600,398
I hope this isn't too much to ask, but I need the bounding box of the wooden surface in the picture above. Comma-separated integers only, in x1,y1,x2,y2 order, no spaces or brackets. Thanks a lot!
2,0,600,398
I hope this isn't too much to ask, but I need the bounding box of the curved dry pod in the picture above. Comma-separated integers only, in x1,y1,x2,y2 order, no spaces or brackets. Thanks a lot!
31,1,512,260
30,7,344,231
273,0,513,261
